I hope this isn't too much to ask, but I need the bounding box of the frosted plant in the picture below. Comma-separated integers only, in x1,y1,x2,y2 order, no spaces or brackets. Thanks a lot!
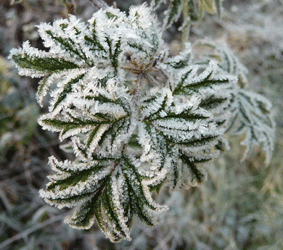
195,40,275,163
151,0,224,30
8,2,274,243
151,0,225,50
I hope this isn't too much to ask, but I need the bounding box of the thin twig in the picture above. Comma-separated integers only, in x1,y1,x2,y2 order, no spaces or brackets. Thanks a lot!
181,0,190,50
0,213,68,249
88,0,109,9
133,73,143,105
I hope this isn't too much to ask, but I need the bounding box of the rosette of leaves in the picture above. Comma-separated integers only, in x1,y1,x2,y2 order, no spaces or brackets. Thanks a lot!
9,4,235,242
195,40,275,163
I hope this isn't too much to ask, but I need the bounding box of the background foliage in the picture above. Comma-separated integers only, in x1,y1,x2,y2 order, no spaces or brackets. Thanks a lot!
0,0,282,249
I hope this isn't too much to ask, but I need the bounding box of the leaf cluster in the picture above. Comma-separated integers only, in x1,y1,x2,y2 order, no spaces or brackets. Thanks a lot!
194,40,275,164
8,2,275,243
151,0,224,30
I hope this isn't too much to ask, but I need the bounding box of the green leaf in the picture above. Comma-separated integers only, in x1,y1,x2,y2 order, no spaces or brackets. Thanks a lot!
86,125,104,148
185,77,230,93
67,191,102,229
172,68,194,94
141,84,228,189
230,90,275,164
122,157,165,224
105,37,122,70
164,0,183,29
41,118,104,129
47,168,99,192
167,148,210,189
165,43,192,69
46,192,96,208
199,94,229,111
194,40,249,86
67,177,127,241
180,153,206,184
84,20,106,53
39,115,109,141
36,73,53,107
45,29,93,66
46,156,167,242
52,74,85,110
97,118,131,147
173,63,231,96
39,156,112,208
11,53,79,73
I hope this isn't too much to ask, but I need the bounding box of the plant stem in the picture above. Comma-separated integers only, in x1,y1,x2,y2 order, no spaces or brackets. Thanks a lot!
133,74,143,105
181,0,190,50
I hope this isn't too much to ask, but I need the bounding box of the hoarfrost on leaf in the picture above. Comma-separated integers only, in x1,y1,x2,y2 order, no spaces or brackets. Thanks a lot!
9,2,275,243
194,39,275,164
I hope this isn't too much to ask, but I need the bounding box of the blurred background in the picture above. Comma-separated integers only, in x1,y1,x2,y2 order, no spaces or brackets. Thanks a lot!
0,0,282,249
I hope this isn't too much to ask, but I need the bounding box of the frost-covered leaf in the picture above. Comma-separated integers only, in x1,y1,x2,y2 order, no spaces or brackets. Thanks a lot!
38,112,105,141
139,89,225,189
9,5,163,108
38,15,97,67
229,90,275,164
39,77,134,158
195,40,275,163
170,61,235,116
8,41,79,78
164,42,192,69
195,39,249,87
159,0,224,30
163,0,183,29
139,60,234,188
127,4,163,65
40,156,167,242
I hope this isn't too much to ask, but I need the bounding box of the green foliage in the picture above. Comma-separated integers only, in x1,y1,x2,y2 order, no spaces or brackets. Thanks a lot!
12,51,79,72
157,0,224,29
164,0,183,29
